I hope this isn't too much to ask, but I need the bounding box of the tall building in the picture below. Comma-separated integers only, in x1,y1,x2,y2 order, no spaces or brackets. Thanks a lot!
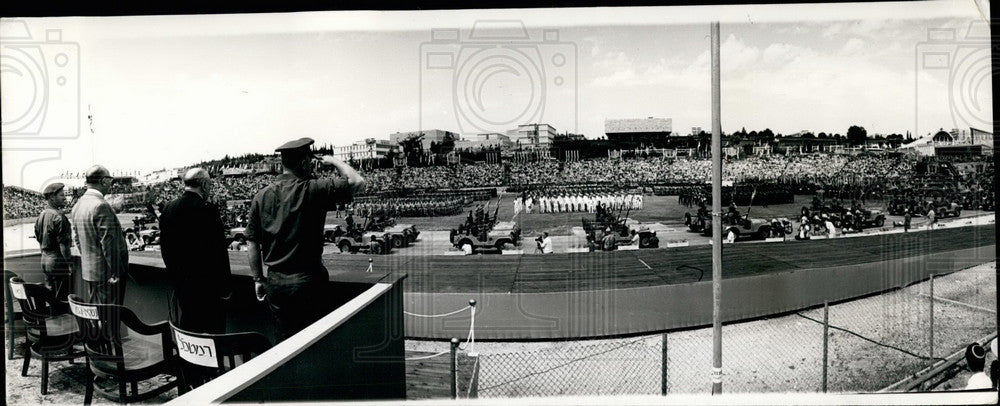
335,138,395,161
389,129,459,150
605,117,673,143
511,124,558,149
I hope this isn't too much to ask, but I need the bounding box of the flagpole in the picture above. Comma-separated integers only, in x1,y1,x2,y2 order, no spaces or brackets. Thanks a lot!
710,21,724,395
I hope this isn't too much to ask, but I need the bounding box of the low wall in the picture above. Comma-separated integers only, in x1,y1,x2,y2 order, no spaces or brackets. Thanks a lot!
404,244,995,339
169,281,407,403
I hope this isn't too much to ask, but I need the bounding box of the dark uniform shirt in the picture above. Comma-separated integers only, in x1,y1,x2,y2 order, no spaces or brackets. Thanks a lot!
35,208,72,254
246,173,350,275
36,207,73,300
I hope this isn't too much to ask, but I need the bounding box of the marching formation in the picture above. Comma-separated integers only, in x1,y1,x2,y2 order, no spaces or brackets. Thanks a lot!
349,196,466,218
515,191,643,215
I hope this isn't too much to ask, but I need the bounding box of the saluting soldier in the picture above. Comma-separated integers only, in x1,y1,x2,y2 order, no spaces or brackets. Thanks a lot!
246,138,365,341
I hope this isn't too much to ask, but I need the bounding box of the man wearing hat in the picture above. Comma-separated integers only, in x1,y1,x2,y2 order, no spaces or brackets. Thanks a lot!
246,138,365,341
71,165,129,304
159,168,232,334
35,182,73,300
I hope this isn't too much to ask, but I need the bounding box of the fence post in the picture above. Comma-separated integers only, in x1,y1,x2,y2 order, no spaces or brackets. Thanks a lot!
929,274,934,359
661,333,668,396
822,301,829,393
450,337,459,399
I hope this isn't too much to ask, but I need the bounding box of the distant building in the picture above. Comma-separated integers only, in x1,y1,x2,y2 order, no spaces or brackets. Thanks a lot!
455,133,513,150
335,138,395,161
138,168,180,185
554,132,585,141
950,127,994,146
511,124,558,149
604,117,673,143
389,129,459,150
900,127,994,156
774,136,839,154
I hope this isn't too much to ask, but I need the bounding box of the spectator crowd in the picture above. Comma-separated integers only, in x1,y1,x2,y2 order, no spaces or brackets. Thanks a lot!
4,153,993,230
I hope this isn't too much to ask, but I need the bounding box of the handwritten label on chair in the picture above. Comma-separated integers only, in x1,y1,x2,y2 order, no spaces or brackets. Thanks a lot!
10,283,26,300
70,302,99,320
174,331,218,368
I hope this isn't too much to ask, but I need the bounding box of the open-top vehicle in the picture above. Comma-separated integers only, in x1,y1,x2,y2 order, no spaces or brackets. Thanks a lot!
325,224,392,255
686,208,792,243
449,220,521,254
856,208,887,228
226,226,247,243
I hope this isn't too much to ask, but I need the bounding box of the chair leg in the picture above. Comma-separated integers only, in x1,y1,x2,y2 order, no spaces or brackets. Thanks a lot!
41,359,49,395
130,381,138,396
118,379,128,402
84,372,94,406
7,328,14,360
21,346,31,376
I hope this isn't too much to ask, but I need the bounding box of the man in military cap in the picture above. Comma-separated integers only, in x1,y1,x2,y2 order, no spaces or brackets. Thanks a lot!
159,168,232,333
246,138,366,341
71,165,129,304
35,182,73,300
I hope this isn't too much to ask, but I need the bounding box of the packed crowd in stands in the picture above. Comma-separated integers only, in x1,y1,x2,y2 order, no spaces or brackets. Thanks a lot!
352,163,504,192
4,153,993,224
3,186,47,220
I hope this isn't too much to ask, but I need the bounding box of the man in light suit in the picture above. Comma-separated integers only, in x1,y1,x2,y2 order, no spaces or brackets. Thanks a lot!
71,165,129,304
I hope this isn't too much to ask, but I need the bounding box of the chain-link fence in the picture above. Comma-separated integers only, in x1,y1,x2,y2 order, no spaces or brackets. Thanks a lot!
476,336,661,398
450,263,996,398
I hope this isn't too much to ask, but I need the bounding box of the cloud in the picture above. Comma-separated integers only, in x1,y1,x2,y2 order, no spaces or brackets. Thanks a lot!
839,38,866,55
584,25,949,135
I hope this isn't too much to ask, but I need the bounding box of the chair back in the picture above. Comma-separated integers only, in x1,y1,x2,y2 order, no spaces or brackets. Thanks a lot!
5,270,21,318
68,294,130,368
169,323,272,389
10,278,73,342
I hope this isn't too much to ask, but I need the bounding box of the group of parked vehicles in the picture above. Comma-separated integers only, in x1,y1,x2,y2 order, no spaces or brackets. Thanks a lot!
325,216,420,255
887,197,963,218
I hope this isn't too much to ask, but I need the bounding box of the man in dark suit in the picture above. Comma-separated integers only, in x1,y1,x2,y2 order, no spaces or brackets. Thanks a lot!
159,168,232,333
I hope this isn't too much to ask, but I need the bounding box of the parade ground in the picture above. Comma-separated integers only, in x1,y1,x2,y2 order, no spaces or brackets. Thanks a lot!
4,193,996,402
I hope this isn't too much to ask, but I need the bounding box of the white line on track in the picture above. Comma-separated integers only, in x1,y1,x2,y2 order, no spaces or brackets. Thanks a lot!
637,258,652,270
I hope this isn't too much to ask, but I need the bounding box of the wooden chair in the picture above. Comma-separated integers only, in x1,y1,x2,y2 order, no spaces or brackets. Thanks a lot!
68,294,180,405
169,323,272,391
5,270,26,360
10,277,85,395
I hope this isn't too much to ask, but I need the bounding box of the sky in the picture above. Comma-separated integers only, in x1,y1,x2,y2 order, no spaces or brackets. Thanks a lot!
1,0,992,191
